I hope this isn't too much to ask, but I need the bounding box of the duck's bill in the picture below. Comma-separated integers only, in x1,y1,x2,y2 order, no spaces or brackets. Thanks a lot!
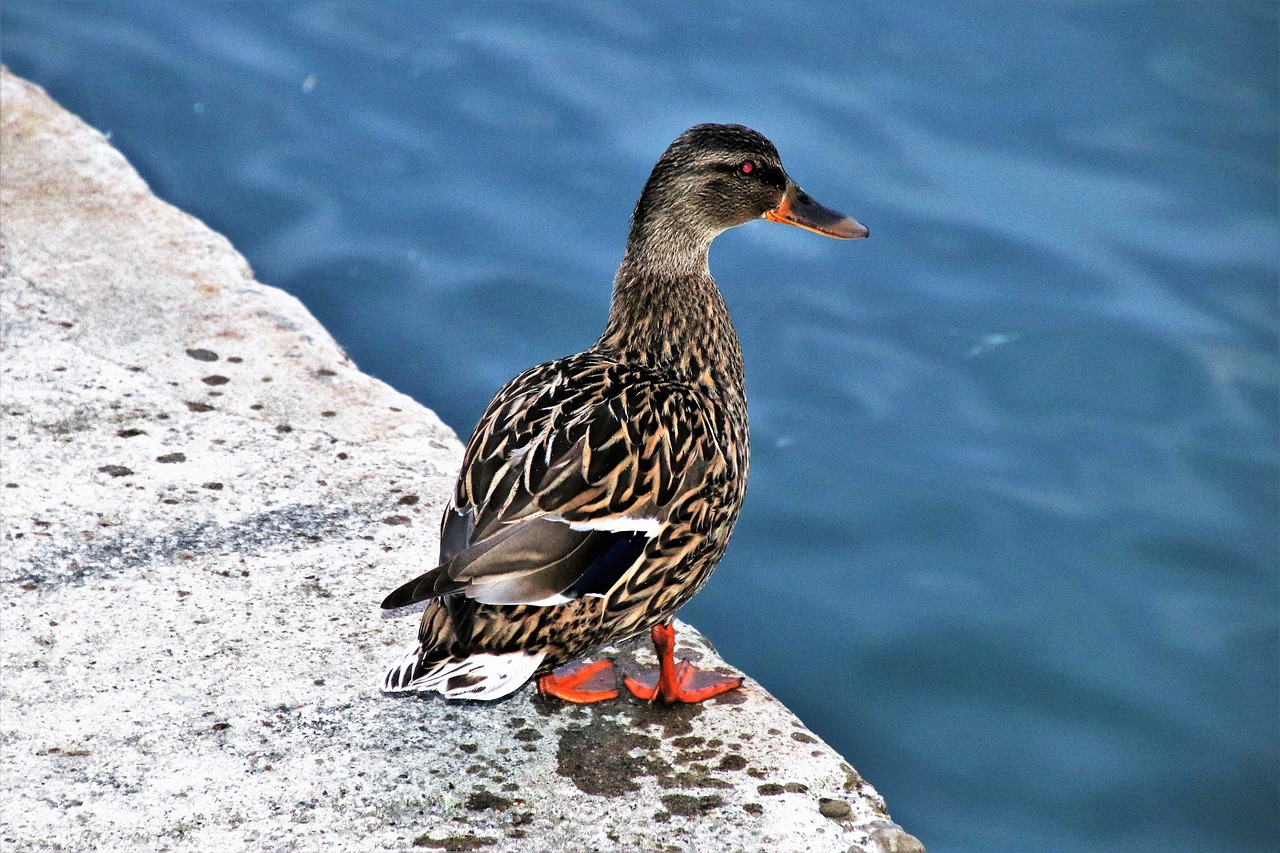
764,184,868,239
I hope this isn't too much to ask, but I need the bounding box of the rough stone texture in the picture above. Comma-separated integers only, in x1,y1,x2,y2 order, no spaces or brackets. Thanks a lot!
0,68,923,853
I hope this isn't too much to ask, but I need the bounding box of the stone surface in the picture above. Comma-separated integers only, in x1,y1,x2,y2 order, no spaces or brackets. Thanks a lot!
0,68,922,853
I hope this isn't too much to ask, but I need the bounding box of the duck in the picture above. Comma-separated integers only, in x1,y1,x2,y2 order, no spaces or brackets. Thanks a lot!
381,123,866,704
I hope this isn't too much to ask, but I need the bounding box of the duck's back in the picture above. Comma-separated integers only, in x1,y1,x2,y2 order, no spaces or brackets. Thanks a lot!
461,351,745,527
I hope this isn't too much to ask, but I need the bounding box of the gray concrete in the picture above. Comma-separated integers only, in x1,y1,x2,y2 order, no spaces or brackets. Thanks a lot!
0,69,922,852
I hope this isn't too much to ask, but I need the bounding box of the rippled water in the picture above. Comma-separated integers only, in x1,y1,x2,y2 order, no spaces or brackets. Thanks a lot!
6,3,1277,850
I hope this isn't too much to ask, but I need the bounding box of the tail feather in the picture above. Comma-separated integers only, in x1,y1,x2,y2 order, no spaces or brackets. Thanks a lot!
382,645,546,701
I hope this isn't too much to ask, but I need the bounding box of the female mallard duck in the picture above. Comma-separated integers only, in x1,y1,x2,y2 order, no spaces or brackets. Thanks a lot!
381,123,866,704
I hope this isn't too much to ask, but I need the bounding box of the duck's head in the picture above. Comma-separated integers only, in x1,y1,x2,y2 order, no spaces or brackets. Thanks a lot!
628,123,867,261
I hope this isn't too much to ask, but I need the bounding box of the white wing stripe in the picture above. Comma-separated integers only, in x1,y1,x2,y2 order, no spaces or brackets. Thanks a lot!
557,515,661,536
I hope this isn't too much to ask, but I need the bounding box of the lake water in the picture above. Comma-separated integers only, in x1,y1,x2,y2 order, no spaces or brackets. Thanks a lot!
5,3,1277,850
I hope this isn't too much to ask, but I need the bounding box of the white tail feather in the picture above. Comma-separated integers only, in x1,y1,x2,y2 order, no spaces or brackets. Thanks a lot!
382,646,545,701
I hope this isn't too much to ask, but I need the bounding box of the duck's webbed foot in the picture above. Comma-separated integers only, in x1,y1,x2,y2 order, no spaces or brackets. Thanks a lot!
536,658,619,703
624,622,742,704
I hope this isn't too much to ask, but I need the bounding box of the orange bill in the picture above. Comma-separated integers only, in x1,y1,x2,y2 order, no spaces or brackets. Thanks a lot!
764,182,868,239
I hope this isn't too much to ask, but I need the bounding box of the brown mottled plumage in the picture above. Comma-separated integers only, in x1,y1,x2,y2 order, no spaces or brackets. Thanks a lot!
381,124,866,703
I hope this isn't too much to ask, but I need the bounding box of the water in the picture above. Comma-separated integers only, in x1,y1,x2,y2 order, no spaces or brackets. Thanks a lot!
4,3,1276,850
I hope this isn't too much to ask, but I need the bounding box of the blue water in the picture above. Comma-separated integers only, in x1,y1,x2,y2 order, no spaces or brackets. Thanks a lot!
5,3,1276,850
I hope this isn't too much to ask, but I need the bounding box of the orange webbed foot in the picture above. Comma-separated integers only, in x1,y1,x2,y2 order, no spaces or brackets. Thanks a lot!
536,659,619,704
623,623,743,705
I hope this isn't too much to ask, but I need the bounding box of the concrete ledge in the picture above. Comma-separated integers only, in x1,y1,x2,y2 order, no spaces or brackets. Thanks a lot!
0,68,922,852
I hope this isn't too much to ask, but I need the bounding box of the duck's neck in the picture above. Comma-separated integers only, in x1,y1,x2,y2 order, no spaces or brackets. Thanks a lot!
595,222,745,402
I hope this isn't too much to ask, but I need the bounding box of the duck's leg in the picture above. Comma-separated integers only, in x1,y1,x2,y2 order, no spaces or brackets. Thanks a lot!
624,622,742,704
536,659,619,703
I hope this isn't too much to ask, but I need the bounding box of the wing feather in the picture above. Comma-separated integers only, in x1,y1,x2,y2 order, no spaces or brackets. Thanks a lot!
380,353,726,611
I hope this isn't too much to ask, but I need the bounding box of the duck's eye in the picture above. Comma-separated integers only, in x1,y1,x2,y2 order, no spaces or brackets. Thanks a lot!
738,161,756,175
